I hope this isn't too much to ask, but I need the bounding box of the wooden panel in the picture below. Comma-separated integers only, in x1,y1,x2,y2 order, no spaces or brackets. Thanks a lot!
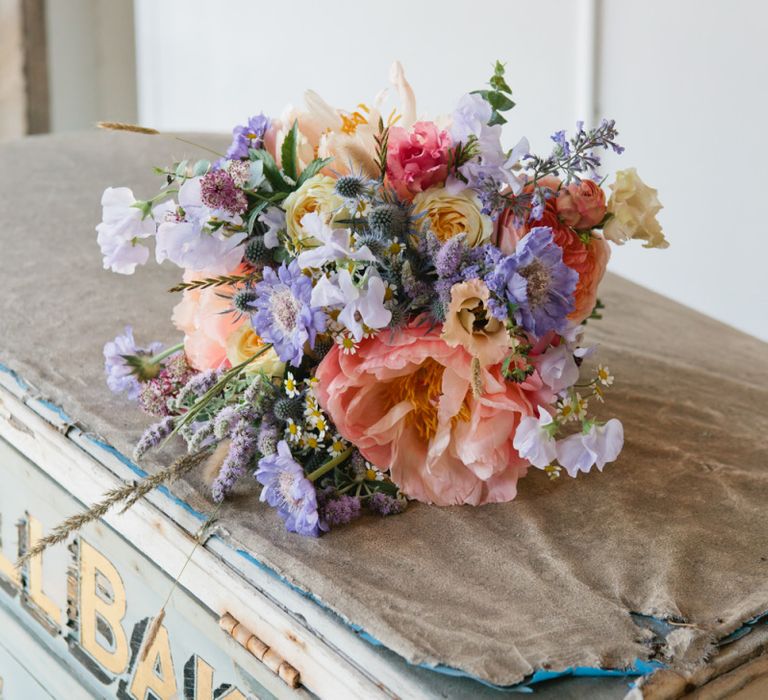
0,0,49,141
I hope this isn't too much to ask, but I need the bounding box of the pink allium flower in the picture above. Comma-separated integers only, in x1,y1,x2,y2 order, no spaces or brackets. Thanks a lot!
315,327,553,506
385,121,452,200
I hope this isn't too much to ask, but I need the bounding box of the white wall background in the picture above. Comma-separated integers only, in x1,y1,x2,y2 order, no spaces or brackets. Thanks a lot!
133,0,768,341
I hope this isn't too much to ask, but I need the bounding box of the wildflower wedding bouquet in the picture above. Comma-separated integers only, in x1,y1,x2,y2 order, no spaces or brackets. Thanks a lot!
96,62,667,537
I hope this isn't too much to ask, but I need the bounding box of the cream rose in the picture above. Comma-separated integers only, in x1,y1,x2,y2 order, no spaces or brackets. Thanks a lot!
412,187,492,247
281,174,346,248
226,325,286,378
604,168,668,249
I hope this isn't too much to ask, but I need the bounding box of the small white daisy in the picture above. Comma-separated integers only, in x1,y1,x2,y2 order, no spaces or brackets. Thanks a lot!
336,333,358,355
284,372,300,398
328,435,348,457
285,418,302,443
596,365,614,387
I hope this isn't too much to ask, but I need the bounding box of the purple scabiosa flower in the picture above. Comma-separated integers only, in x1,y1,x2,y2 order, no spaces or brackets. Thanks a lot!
319,492,362,527
104,326,163,401
487,227,578,338
211,416,259,502
226,114,270,160
368,492,407,517
250,261,326,367
255,441,324,536
133,416,174,460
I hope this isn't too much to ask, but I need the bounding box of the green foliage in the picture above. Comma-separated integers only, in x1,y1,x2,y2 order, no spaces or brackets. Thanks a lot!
250,149,292,193
471,60,516,126
373,117,390,181
296,157,333,187
280,120,300,182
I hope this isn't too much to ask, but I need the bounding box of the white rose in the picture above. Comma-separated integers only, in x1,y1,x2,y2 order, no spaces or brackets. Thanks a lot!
603,168,668,249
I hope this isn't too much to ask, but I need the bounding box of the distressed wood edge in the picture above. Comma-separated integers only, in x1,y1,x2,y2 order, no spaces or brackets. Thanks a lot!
0,384,390,700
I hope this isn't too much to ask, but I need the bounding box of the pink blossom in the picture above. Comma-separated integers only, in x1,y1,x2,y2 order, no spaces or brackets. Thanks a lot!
385,121,452,200
315,327,553,505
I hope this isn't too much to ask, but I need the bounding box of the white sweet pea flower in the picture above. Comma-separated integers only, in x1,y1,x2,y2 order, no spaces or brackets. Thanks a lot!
260,206,286,249
535,343,580,394
296,212,376,269
96,187,156,274
311,268,391,341
556,419,624,477
155,177,246,273
513,406,558,468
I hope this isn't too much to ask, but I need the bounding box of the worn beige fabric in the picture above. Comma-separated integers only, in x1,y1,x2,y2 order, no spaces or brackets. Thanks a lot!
1,132,767,686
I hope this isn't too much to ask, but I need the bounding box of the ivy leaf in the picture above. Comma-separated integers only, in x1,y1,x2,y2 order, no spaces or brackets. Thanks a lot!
296,157,333,188
281,120,300,182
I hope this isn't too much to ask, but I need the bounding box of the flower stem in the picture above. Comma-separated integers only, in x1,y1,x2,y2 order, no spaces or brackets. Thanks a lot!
150,342,185,365
307,448,352,482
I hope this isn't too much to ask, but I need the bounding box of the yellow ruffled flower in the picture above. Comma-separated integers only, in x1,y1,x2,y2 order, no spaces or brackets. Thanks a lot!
604,168,669,249
412,187,492,247
282,174,346,249
225,325,285,378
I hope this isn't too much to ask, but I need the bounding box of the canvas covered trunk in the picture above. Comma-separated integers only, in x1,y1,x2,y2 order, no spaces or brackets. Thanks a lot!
0,131,766,698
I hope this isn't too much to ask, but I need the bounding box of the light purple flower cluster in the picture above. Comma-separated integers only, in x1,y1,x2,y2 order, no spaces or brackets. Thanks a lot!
226,114,270,160
211,413,259,502
250,261,326,367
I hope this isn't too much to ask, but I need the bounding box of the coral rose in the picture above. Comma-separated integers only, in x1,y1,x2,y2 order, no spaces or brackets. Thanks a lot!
495,178,610,325
315,327,553,505
385,121,452,200
556,179,607,229
172,266,247,371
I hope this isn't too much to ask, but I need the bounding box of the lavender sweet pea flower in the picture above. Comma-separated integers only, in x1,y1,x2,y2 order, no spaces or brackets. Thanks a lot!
226,114,270,160
250,261,326,366
255,441,324,536
556,419,624,477
310,268,391,342
96,187,157,274
487,227,577,338
155,177,246,273
513,406,558,468
103,326,162,400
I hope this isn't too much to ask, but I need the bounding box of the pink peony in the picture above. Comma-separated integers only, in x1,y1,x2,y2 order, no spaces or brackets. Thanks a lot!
385,121,452,200
172,265,247,371
315,327,553,506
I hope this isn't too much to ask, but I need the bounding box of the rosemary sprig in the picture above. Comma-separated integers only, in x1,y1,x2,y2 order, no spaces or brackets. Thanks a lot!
373,116,390,180
169,273,257,293
17,449,212,567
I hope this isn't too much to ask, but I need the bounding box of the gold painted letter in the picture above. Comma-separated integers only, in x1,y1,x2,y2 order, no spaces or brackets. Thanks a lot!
129,623,177,700
79,539,129,675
